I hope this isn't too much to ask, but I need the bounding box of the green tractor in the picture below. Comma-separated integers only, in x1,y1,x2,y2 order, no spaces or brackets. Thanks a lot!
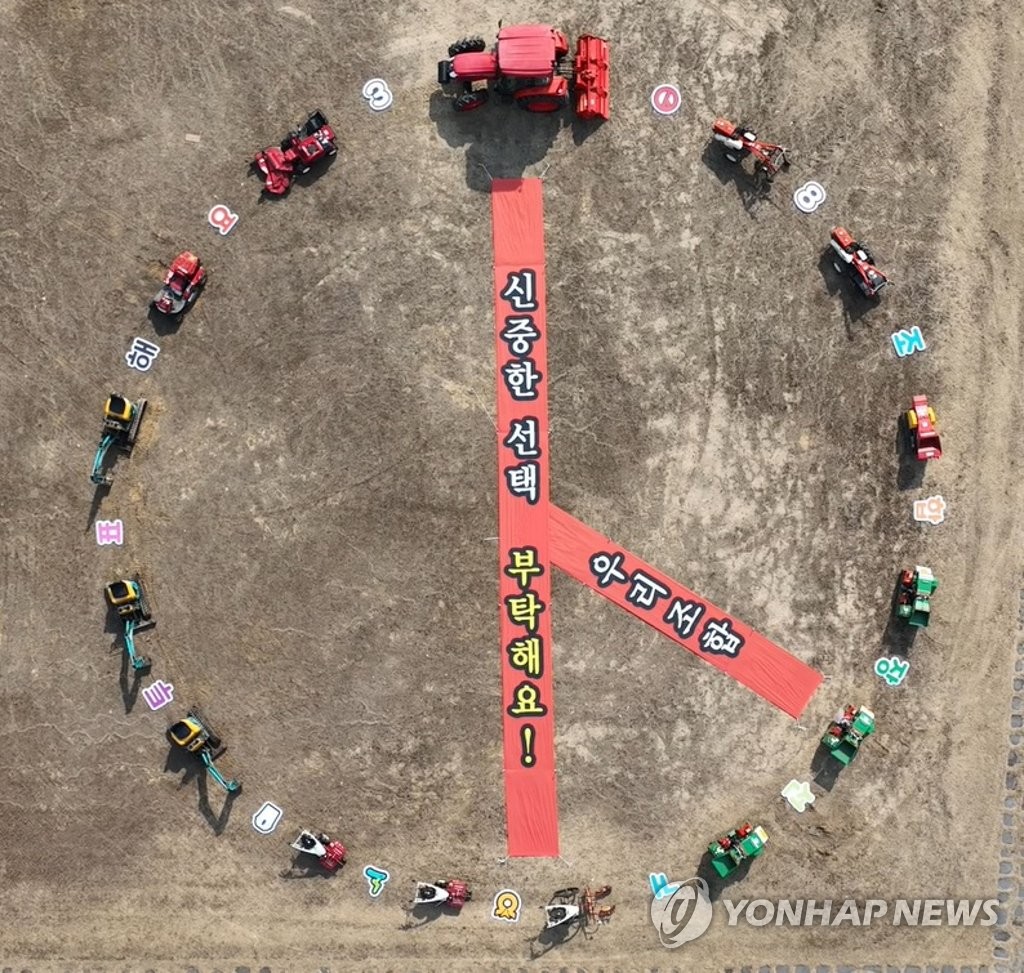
895,565,938,628
821,705,875,765
708,823,769,878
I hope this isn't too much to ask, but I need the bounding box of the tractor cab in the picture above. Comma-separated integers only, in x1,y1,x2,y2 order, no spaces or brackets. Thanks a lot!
295,137,325,163
104,394,132,424
167,715,207,752
497,24,565,77
288,112,335,164
104,576,151,622
105,580,132,603
168,252,200,285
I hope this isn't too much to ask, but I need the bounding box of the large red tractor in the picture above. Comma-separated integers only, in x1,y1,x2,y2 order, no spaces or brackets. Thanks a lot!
437,24,610,120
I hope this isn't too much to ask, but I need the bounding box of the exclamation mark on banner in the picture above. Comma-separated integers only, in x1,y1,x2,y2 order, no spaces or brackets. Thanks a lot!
520,724,536,767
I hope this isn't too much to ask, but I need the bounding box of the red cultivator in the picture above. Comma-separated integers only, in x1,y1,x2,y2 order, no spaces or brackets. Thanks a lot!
711,118,790,182
290,829,347,872
829,226,889,298
412,879,472,909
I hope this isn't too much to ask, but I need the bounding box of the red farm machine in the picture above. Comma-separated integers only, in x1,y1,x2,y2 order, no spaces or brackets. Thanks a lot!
905,395,942,461
711,118,790,184
829,226,889,298
437,24,609,120
252,110,337,196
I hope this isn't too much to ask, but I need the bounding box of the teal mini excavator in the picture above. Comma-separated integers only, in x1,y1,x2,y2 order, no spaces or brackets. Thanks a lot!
104,575,155,673
90,394,146,486
167,709,242,794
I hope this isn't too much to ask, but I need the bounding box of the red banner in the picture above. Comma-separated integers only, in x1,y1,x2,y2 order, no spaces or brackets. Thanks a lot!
492,179,559,858
548,505,823,719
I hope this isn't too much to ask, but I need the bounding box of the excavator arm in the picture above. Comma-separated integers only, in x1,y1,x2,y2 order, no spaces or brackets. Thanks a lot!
91,434,115,486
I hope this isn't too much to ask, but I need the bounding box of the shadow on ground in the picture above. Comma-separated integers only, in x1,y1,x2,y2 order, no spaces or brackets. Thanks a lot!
399,900,465,930
163,744,238,834
526,917,582,958
147,303,183,337
280,858,335,881
429,90,602,191
895,412,927,491
695,848,755,902
817,249,884,334
85,481,110,531
810,740,845,792
881,570,919,656
700,141,772,217
100,599,144,713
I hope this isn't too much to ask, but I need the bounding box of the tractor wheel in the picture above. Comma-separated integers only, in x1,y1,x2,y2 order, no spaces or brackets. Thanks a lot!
518,94,568,113
448,36,486,57
454,91,488,112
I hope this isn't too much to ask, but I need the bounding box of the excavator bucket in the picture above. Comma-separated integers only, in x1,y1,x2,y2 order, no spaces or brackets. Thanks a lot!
573,35,610,120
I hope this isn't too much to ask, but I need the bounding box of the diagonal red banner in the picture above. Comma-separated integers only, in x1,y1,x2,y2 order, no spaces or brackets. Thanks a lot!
548,504,823,718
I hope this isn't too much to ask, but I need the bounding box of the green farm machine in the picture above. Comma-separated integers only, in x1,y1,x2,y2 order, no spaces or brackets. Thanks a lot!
821,705,875,765
708,823,769,878
895,566,938,628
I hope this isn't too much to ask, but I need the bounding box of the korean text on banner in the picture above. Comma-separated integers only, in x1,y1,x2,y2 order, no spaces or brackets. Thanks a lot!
548,505,823,719
492,179,559,858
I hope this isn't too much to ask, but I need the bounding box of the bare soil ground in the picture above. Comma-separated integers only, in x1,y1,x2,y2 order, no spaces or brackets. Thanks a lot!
1,0,1023,970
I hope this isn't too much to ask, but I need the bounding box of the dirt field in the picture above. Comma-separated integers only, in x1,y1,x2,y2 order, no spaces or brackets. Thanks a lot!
2,0,1023,969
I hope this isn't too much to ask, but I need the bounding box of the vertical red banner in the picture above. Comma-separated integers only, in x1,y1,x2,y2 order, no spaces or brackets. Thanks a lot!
492,179,559,857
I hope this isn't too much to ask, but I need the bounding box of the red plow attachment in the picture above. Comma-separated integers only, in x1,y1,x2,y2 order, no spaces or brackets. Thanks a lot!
573,35,610,120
